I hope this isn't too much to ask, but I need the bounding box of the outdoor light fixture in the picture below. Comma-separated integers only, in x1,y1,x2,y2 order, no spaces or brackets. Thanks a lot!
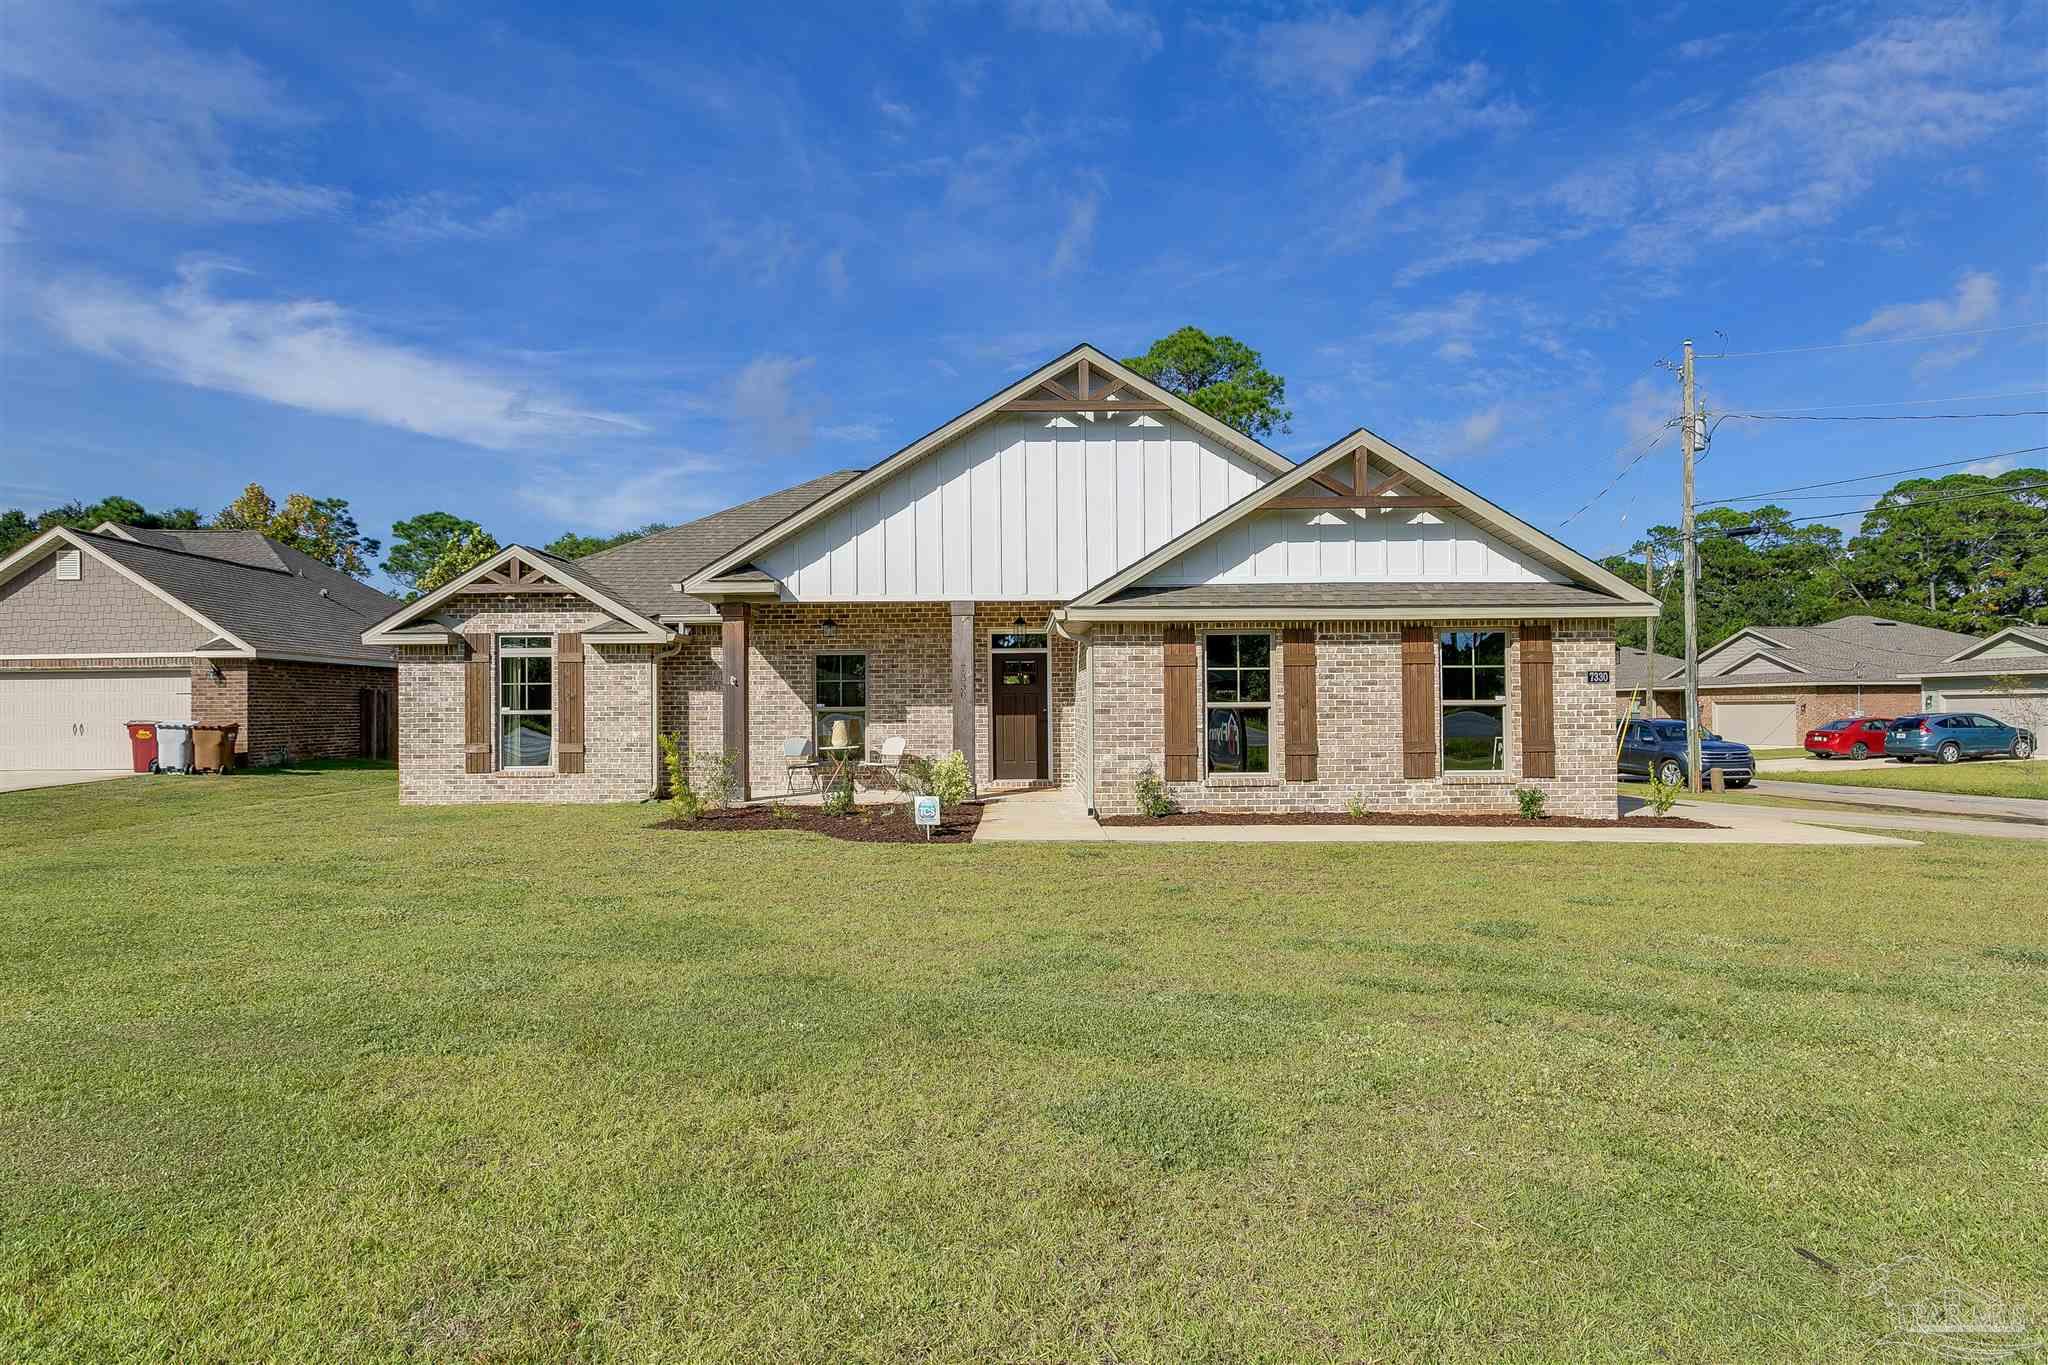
820,618,838,637
1010,616,1026,627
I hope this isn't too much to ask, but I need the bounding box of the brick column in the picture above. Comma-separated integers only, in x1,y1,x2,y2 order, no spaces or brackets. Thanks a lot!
721,602,750,800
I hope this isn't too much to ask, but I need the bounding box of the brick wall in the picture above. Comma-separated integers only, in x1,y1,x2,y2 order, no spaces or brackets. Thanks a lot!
0,546,210,654
190,659,250,751
244,659,395,765
1089,619,1617,820
1698,685,1920,734
395,593,658,804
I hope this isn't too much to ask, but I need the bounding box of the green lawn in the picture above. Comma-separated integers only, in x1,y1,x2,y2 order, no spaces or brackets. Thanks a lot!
1749,747,1809,761
1762,758,2048,801
4,766,2045,1363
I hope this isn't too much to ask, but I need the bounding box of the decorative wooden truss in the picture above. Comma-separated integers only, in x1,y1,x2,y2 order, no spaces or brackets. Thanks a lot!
461,553,570,593
1265,443,1458,511
999,356,1170,413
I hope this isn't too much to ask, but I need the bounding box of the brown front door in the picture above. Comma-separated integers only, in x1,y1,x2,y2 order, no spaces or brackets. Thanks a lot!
992,653,1048,780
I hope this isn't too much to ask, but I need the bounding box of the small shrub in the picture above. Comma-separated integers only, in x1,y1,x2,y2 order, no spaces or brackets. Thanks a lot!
927,751,973,806
658,734,699,823
695,749,741,811
1513,786,1548,820
1134,767,1175,818
1346,797,1368,819
897,753,936,796
822,772,856,816
1647,775,1683,816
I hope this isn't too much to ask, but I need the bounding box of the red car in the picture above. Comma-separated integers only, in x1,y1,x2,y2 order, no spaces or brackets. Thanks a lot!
1803,716,1892,759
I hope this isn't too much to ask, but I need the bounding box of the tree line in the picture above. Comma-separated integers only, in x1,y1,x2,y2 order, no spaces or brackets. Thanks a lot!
1602,465,2047,648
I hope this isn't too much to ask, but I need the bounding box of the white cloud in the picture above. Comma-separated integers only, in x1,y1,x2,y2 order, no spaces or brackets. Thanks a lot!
1961,454,2017,476
1849,271,2000,337
0,1,343,222
364,192,531,244
1005,0,1162,55
1396,235,1552,286
731,354,819,456
1613,375,1678,448
1911,342,1985,380
875,89,917,128
40,261,642,450
1245,3,1445,95
520,456,724,531
820,421,884,443
1450,405,1504,454
1049,193,1099,276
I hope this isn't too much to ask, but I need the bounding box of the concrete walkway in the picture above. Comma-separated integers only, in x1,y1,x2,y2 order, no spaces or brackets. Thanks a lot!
971,786,1914,846
0,769,134,794
1690,798,2048,842
1746,779,2047,823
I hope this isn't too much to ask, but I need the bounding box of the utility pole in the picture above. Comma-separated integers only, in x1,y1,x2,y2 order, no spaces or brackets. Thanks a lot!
1680,338,1702,792
1645,545,1657,719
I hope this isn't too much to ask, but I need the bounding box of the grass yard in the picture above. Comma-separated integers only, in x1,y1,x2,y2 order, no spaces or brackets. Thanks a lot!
1762,758,2048,801
1749,747,1809,761
3,765,2045,1363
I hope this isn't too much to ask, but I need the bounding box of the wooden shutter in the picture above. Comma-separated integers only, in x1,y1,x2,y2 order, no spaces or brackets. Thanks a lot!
1400,626,1438,780
463,632,492,773
1520,624,1556,778
556,631,586,774
1283,627,1317,781
1163,625,1199,782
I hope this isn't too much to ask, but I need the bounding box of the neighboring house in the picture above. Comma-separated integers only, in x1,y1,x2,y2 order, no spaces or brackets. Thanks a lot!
1903,626,2048,735
1651,615,1982,746
362,345,1659,816
0,525,399,769
1614,646,1683,721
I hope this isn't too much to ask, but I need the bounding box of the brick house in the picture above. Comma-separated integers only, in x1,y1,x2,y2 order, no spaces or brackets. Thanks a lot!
0,525,398,768
1645,616,1984,747
362,345,1660,817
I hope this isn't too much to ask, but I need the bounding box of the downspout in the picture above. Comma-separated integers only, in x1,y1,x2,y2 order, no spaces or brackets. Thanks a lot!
650,629,689,799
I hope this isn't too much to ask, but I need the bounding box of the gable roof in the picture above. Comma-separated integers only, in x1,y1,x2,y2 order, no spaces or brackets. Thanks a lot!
1686,615,1984,688
360,544,670,645
1065,426,1659,618
578,469,863,619
1900,624,2048,679
1615,646,1681,692
1931,625,2048,666
681,344,1298,596
0,525,400,665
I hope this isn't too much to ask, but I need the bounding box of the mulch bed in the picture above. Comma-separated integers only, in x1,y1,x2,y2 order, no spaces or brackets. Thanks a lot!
657,801,984,844
1097,811,1716,829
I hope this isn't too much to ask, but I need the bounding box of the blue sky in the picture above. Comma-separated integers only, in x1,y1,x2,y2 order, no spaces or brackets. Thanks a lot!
3,0,2044,588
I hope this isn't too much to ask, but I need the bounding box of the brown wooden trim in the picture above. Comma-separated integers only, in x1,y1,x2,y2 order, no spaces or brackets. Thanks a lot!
1075,356,1090,402
1283,626,1317,782
1519,624,1556,779
556,630,586,775
1263,494,1459,510
462,631,492,773
1354,448,1371,497
1163,625,1199,783
720,603,750,800
1037,376,1077,400
998,399,1171,413
1400,625,1438,780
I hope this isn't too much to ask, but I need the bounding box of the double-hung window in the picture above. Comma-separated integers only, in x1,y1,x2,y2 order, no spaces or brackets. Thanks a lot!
815,654,867,757
498,634,554,768
1440,630,1507,771
1205,633,1271,773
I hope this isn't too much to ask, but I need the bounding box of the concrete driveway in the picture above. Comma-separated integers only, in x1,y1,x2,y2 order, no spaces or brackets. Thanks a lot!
0,769,135,794
1756,753,2044,776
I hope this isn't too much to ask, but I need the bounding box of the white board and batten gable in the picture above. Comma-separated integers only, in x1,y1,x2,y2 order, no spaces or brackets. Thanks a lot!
1134,502,1571,588
757,411,1273,601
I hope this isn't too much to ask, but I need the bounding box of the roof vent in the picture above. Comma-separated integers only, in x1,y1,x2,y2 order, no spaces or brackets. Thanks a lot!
1873,618,1898,626
320,587,330,597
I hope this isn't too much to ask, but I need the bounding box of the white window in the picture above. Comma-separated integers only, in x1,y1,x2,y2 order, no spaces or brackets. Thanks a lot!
815,653,867,758
1204,633,1271,774
1441,630,1508,771
56,549,81,581
498,634,553,768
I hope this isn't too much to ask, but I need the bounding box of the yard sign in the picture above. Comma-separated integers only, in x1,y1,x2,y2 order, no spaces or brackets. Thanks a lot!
914,796,940,840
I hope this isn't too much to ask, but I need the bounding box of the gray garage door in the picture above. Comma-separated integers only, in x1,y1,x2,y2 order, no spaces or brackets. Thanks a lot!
1712,701,1799,747
0,671,191,768
1940,691,2048,735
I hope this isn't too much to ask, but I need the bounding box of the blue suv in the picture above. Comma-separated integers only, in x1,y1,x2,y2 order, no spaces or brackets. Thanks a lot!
1884,713,2035,764
1618,719,1755,787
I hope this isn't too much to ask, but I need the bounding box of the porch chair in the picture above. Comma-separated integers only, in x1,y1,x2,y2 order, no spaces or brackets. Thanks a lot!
783,736,821,792
858,735,910,788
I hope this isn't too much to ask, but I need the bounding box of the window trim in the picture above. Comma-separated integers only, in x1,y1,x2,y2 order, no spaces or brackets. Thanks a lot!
1439,629,1509,774
497,633,555,770
813,651,869,758
1202,630,1273,777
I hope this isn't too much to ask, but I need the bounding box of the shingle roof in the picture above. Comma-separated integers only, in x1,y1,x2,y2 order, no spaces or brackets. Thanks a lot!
84,530,400,664
575,470,864,616
1093,582,1633,613
1694,615,1983,687
1615,646,1682,692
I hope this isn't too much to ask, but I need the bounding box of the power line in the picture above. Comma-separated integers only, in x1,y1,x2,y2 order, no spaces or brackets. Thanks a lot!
1557,422,1677,528
1714,408,2048,425
1771,480,2048,527
1703,321,2048,360
1720,392,2039,413
1699,445,2048,506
